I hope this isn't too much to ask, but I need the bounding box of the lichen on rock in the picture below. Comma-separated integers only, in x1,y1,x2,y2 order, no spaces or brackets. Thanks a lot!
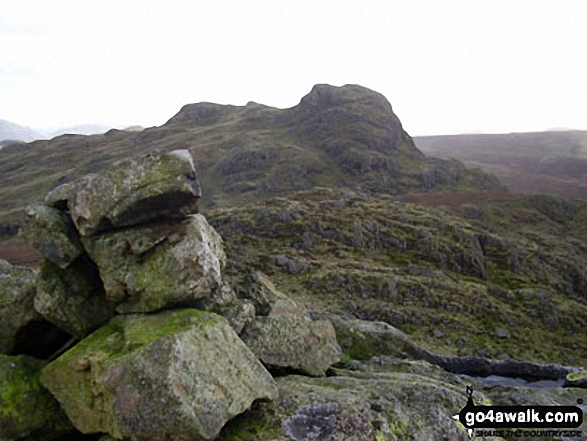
41,309,277,440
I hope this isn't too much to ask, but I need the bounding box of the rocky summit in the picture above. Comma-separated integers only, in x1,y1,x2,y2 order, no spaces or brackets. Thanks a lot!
0,84,503,227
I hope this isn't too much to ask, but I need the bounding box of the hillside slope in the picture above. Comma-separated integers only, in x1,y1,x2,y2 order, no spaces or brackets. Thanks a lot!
209,188,587,365
0,84,503,225
415,131,587,200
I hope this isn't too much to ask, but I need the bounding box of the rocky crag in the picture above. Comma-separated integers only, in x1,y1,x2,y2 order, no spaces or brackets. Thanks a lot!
0,84,503,227
1,151,585,440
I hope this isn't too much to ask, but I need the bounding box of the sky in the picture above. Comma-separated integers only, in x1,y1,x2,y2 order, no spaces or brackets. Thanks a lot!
1,0,586,136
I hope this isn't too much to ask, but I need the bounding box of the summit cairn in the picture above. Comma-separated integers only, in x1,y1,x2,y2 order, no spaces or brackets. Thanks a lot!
6,149,340,440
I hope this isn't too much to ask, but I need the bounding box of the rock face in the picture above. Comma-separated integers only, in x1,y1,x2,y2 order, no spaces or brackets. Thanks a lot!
82,214,225,313
41,309,278,440
45,150,201,236
0,354,74,441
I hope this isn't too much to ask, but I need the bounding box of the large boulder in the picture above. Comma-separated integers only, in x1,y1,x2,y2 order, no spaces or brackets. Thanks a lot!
82,214,226,313
21,204,84,269
45,149,201,236
241,314,341,377
239,273,341,377
35,255,114,338
0,354,75,441
41,309,277,440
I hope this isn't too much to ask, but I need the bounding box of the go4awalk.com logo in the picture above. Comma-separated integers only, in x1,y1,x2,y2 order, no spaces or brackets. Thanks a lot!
453,386,584,439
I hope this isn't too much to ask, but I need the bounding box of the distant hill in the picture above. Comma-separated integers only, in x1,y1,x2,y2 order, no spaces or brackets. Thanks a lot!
47,124,113,137
414,131,587,200
0,84,503,224
0,119,42,143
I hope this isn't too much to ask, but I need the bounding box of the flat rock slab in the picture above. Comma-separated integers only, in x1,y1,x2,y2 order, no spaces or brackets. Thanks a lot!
82,214,226,313
46,149,201,236
41,309,277,441
0,354,74,441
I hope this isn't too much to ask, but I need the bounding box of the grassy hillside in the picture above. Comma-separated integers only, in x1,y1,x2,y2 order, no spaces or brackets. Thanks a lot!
208,188,587,365
0,84,503,226
415,131,587,200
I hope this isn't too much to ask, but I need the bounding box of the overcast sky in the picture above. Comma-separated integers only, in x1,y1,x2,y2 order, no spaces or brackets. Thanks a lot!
1,1,586,136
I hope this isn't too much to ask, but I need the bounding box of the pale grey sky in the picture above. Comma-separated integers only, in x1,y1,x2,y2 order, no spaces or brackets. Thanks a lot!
1,0,586,136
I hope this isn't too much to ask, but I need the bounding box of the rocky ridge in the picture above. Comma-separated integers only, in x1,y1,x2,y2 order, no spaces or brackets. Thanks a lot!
1,151,585,440
0,84,504,228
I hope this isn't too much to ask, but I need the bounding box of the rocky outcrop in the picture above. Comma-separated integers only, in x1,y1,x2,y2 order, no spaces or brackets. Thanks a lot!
0,355,74,441
41,310,277,440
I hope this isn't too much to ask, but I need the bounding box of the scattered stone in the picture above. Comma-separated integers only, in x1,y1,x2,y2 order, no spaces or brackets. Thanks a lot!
82,214,225,313
493,328,510,339
41,309,277,440
0,354,75,441
432,328,445,339
46,149,201,236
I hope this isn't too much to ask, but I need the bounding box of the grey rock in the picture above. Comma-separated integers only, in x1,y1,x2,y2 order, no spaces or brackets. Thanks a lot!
46,149,201,236
41,309,278,440
20,204,84,269
82,214,225,313
35,256,114,338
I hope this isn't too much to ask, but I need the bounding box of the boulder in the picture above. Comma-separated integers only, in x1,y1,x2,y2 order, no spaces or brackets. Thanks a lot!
0,354,74,441
20,204,84,269
0,260,70,358
239,273,341,376
82,214,226,313
41,309,277,440
45,149,201,236
241,314,341,377
35,256,114,338
322,314,429,361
